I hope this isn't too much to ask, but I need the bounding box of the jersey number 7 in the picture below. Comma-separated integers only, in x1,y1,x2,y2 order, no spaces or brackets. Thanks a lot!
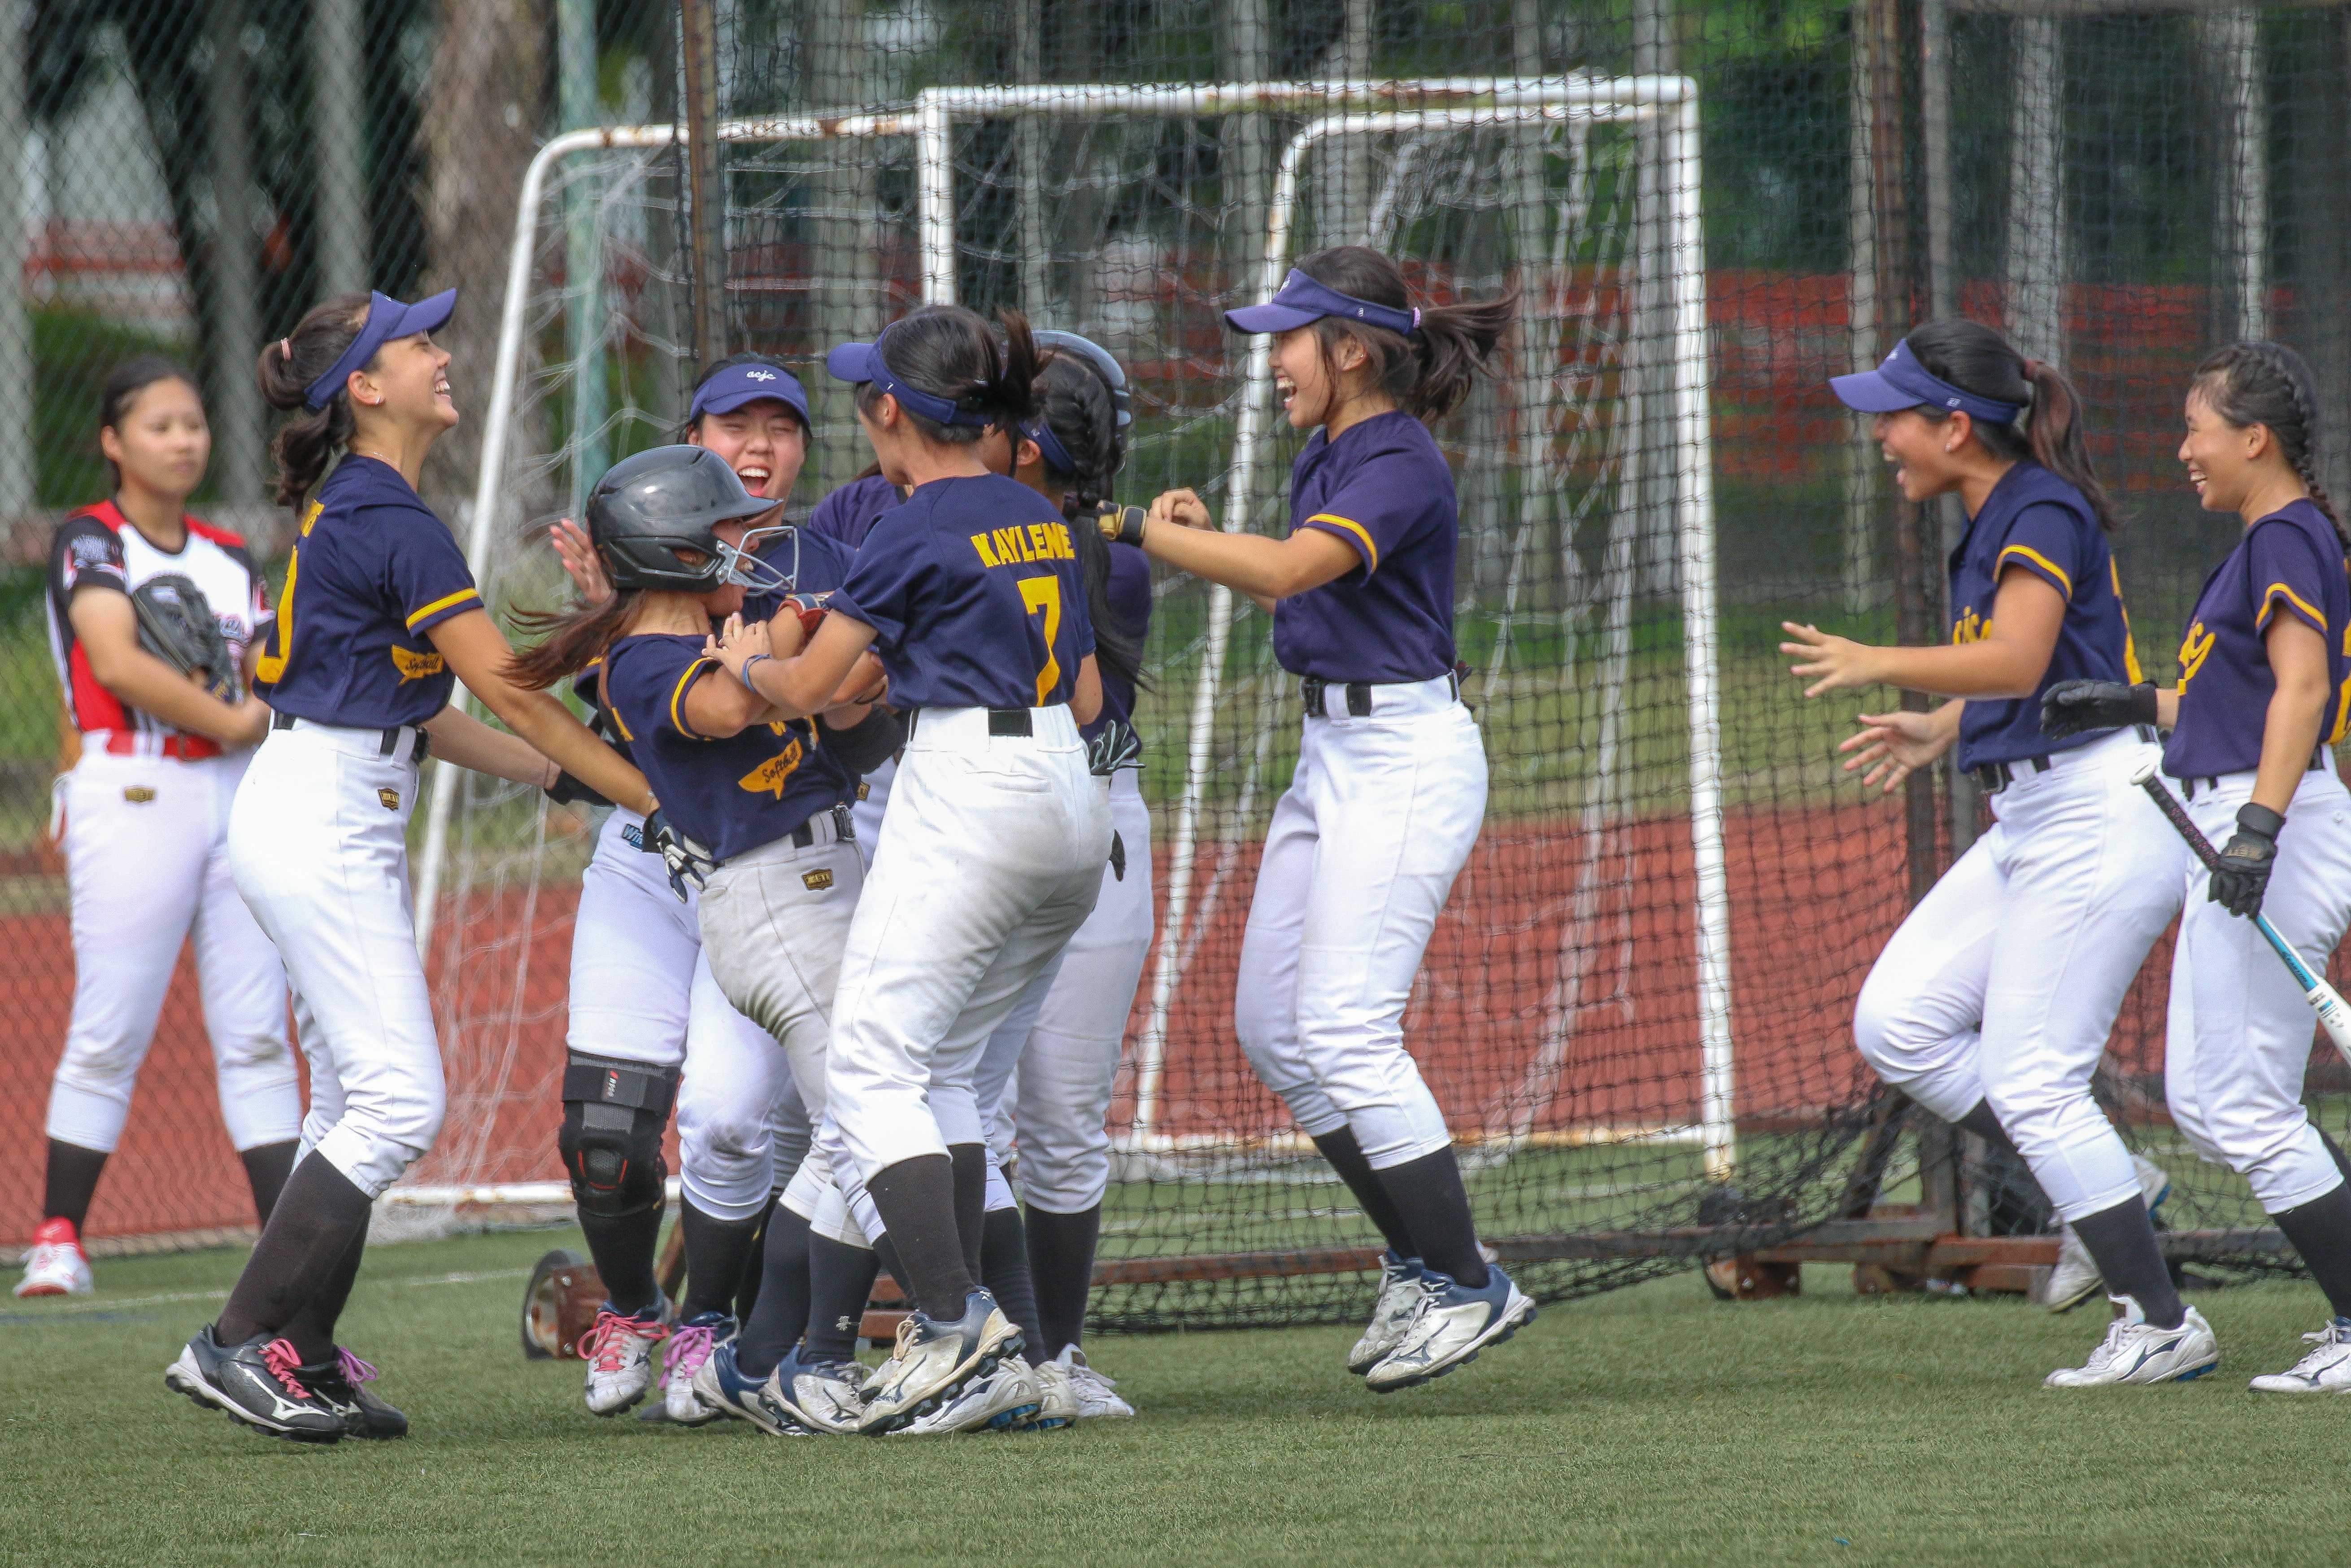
1020,576,1062,706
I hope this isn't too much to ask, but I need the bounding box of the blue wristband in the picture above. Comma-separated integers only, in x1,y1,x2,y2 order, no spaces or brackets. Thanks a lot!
739,652,773,693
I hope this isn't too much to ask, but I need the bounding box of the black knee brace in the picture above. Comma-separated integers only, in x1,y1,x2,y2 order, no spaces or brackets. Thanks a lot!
559,1054,678,1219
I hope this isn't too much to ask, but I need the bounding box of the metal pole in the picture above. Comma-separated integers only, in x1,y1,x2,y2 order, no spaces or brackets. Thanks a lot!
312,0,368,296
1014,0,1047,317
207,0,265,506
1842,0,1878,618
1923,0,1977,857
2208,6,2268,342
679,0,727,368
0,0,31,520
559,0,605,513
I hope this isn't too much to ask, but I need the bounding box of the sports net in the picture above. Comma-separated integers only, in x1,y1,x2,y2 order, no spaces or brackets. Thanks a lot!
4,0,2346,1325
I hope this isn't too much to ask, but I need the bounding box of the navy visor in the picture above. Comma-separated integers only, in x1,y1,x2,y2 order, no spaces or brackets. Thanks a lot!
1830,338,2023,426
1225,269,1420,337
824,327,997,429
690,360,812,428
304,289,457,412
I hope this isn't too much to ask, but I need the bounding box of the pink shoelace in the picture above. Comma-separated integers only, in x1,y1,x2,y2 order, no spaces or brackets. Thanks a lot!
578,1308,667,1372
337,1348,379,1386
663,1322,718,1383
261,1337,313,1398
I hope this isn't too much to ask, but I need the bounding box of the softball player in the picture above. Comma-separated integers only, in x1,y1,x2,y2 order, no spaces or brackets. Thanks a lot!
706,305,1110,1433
17,358,296,1300
165,289,667,1444
2046,340,2351,1392
542,357,839,1424
1789,318,2201,1386
1129,247,1533,1391
806,468,908,852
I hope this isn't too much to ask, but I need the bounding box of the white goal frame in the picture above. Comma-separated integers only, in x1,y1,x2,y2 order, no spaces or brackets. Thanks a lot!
417,74,1736,1206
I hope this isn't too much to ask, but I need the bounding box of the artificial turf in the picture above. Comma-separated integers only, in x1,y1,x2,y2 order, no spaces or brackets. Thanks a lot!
2,1228,2346,1566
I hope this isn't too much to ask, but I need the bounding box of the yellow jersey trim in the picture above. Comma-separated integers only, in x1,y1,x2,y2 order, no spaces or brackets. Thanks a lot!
1304,513,1380,573
670,658,719,741
1996,544,2072,599
2256,581,2325,633
405,587,482,630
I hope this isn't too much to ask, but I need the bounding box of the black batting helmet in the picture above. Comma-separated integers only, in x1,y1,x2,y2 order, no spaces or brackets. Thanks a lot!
586,445,773,592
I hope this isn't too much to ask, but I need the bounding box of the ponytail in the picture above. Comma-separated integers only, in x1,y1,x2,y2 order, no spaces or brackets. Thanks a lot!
505,588,645,693
2191,340,2347,548
1294,245,1515,424
853,305,1039,446
256,293,371,510
1904,318,2124,535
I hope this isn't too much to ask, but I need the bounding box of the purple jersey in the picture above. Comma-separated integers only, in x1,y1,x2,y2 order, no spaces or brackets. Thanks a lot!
2165,499,2351,779
253,456,482,728
1944,463,2144,771
1272,409,1457,684
829,474,1096,712
804,473,902,554
1086,539,1152,741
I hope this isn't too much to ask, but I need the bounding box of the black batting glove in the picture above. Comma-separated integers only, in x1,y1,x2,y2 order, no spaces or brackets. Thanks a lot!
544,770,612,809
640,808,717,902
1086,717,1143,777
2209,802,2284,919
1097,500,1148,547
2038,679,2158,741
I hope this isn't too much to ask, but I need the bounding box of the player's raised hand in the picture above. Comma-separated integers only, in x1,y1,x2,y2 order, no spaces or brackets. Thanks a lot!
1839,707,1953,793
1781,621,1885,697
1149,488,1213,532
548,518,613,605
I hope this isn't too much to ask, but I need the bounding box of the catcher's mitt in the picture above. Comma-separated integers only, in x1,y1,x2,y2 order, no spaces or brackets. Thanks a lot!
131,574,239,703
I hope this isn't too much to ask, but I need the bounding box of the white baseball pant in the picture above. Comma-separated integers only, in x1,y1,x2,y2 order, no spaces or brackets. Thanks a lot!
228,720,440,1199
826,704,1110,1187
1855,728,2187,1221
1235,677,1486,1170
849,755,895,869
46,746,298,1155
2167,762,2351,1214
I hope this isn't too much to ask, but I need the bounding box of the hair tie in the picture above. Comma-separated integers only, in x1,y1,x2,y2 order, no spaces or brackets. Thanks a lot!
1411,307,1423,331
279,338,292,362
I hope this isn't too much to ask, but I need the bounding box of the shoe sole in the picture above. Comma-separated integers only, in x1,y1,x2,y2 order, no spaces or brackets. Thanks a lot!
165,1352,340,1444
585,1372,654,1417
858,1322,1025,1436
1367,1298,1538,1394
2046,1354,2221,1388
768,1388,863,1437
690,1365,805,1437
13,1283,85,1298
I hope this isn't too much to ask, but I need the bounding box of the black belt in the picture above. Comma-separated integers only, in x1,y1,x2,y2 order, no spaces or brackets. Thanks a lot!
2181,745,2330,801
904,707,1036,740
1300,671,1461,719
790,802,857,849
1973,724,2159,795
272,709,428,764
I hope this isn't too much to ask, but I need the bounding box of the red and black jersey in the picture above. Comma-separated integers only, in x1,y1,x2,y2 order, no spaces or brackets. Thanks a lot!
46,500,271,756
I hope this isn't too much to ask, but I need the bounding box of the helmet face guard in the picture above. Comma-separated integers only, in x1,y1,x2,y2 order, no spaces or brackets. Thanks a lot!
724,523,800,596
587,444,774,594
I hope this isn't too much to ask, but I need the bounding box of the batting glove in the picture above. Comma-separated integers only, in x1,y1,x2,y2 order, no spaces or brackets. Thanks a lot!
544,770,612,809
1086,717,1143,777
641,808,717,902
1097,501,1148,547
2210,802,2284,919
2038,679,2157,740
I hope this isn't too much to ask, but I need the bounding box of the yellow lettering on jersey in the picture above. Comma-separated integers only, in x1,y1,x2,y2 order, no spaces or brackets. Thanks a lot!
1019,575,1063,706
1054,522,1075,559
1950,606,1990,645
738,738,805,798
2177,621,2216,687
1028,524,1055,562
2112,560,2145,684
997,527,1034,565
971,533,1002,569
255,546,299,685
390,645,446,683
299,499,323,538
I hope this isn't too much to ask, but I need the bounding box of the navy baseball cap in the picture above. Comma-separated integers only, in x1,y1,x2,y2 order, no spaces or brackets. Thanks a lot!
304,289,458,411
1830,338,2023,426
689,359,811,429
1225,268,1420,337
824,326,997,429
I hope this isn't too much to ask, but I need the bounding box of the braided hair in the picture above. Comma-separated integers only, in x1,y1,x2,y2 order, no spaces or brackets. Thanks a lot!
1027,351,1145,699
2192,340,2347,547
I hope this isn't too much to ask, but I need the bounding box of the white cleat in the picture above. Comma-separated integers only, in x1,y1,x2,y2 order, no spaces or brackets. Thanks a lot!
893,1356,1043,1436
1048,1346,1132,1420
2044,1156,2175,1314
14,1218,93,1298
579,1305,667,1416
2043,1298,2218,1387
1364,1267,1537,1393
1347,1251,1425,1374
2248,1318,2351,1394
762,1349,867,1436
659,1312,731,1425
1027,1356,1080,1429
855,1289,1022,1435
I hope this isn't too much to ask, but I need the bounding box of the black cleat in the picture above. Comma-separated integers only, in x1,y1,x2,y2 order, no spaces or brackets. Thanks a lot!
304,1348,409,1439
165,1325,344,1443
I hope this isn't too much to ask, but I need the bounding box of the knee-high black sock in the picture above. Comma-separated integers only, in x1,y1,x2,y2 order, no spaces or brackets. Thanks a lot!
732,1205,814,1381
2070,1195,2184,1329
804,1236,882,1363
280,1208,370,1363
679,1199,766,1320
216,1156,373,1345
238,1141,299,1227
1310,1128,1418,1258
39,1140,108,1233
732,1191,781,1322
1025,1204,1101,1359
873,1233,914,1301
575,1200,665,1318
949,1144,988,1284
2273,1183,2351,1320
1370,1147,1488,1288
866,1155,974,1318
1957,1100,2019,1155
980,1206,1044,1355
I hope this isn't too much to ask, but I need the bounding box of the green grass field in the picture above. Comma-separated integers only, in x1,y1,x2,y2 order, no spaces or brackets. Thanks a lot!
3,1230,2348,1565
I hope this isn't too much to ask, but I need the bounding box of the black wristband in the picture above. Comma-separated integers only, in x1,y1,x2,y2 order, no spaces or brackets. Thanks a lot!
2236,802,2286,842
2126,683,2160,727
